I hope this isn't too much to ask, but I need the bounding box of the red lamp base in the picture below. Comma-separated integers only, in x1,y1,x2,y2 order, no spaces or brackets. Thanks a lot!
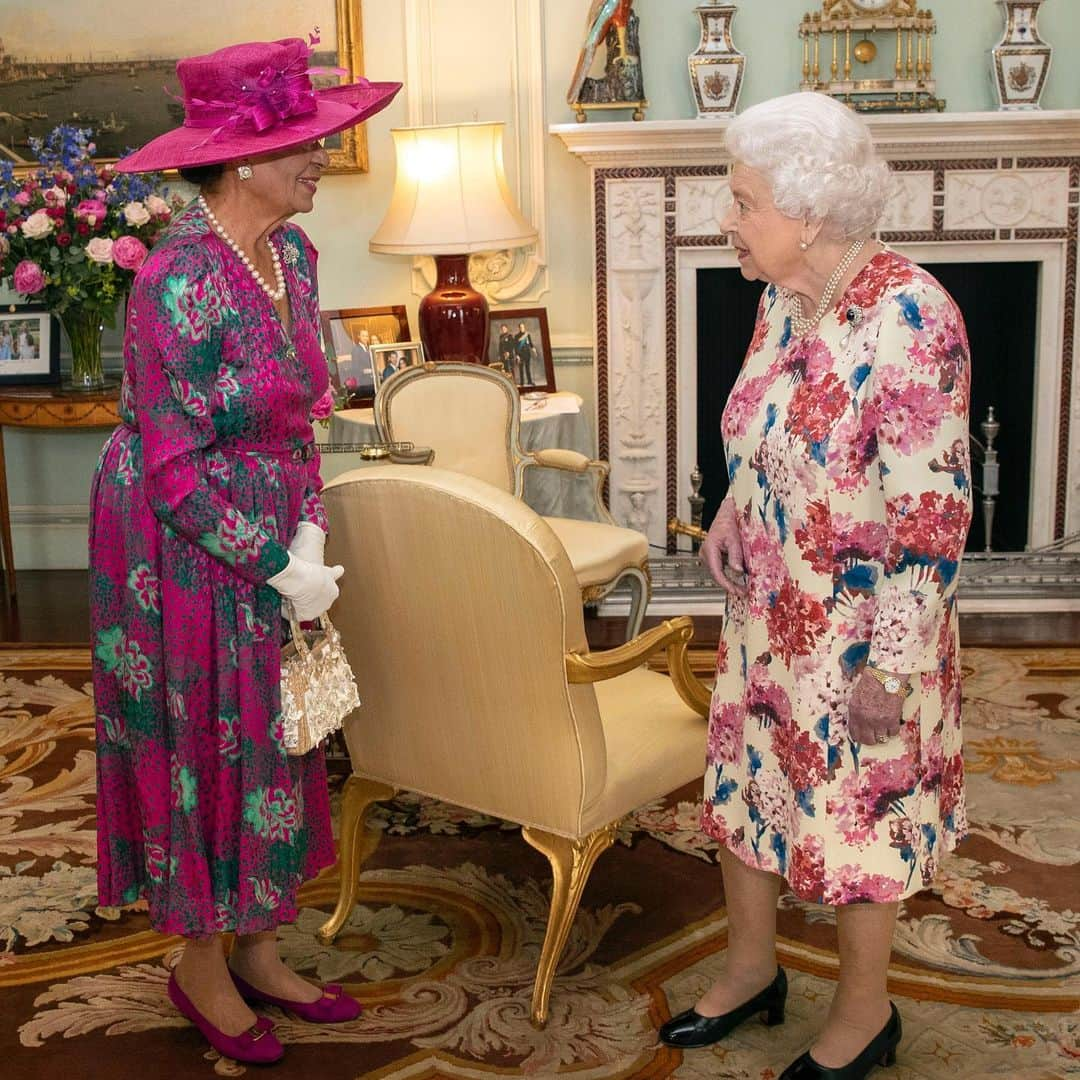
418,254,490,364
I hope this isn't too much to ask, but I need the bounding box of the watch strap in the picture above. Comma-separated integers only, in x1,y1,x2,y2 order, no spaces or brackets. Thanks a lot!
865,665,913,698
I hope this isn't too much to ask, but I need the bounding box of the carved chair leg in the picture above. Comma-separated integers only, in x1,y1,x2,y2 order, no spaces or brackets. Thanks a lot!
521,822,618,1028
317,775,397,946
623,566,651,641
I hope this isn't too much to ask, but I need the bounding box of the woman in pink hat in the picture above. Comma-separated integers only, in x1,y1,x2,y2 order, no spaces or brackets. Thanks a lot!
89,38,400,1066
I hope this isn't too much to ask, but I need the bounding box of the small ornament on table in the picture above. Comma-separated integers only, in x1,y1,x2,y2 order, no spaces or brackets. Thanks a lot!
568,0,648,122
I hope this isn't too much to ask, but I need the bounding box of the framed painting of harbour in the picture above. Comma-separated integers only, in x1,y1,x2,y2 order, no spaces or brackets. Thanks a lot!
0,0,370,174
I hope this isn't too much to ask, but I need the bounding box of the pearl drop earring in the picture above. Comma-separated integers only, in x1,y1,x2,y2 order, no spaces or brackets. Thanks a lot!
237,164,254,181
799,240,809,251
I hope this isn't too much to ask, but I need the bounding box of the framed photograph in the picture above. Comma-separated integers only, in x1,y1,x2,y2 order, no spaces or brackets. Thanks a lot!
0,0,370,175
487,308,556,394
0,305,60,385
320,305,411,407
371,340,425,393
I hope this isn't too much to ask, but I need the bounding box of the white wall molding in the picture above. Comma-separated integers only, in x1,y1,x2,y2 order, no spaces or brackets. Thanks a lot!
551,110,1080,167
403,0,550,306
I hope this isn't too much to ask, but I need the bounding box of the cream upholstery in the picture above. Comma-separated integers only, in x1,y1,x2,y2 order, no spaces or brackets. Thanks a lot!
374,362,651,638
318,465,710,1026
546,516,649,589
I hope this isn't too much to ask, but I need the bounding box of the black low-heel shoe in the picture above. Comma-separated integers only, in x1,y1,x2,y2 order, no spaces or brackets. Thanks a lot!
658,966,787,1049
779,1003,902,1079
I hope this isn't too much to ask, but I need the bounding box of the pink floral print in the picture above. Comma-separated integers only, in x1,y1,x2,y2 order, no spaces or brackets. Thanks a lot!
703,251,973,903
89,201,335,936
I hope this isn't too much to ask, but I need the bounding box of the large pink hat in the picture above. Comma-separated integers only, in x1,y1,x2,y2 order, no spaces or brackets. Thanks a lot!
114,37,402,173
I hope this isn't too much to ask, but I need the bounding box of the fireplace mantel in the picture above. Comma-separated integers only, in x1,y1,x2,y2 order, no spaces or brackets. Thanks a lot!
550,109,1080,553
551,110,1080,166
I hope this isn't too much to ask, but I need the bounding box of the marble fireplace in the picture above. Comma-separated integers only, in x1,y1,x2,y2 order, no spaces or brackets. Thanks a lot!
552,111,1080,561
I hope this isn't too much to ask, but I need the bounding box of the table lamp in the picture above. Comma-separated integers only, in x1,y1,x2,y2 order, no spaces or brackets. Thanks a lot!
369,121,537,364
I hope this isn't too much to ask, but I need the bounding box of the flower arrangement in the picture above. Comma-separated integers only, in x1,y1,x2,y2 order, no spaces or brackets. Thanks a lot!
0,125,179,388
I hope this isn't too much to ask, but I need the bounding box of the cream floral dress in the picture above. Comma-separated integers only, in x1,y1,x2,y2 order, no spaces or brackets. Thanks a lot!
703,250,973,904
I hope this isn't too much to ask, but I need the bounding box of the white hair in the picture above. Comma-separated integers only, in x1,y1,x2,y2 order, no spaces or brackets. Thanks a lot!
725,92,892,240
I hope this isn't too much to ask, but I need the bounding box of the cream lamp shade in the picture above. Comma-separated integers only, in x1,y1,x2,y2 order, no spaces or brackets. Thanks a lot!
369,121,537,255
369,121,537,366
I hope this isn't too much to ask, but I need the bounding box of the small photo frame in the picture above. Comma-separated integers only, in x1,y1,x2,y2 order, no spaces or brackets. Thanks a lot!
486,308,556,394
0,304,60,385
371,340,426,392
320,305,411,407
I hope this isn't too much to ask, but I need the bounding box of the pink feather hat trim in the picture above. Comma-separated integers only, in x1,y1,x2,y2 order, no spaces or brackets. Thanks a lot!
114,37,401,173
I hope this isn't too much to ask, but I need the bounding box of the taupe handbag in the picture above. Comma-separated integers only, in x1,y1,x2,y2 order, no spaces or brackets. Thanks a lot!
279,606,361,756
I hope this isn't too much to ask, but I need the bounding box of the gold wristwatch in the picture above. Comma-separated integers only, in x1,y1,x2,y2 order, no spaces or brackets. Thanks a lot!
865,665,913,698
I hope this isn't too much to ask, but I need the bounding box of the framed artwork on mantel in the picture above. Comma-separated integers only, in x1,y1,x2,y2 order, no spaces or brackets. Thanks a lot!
0,0,369,174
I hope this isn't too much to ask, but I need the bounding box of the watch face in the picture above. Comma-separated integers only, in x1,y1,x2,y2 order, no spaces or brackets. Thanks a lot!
851,0,894,13
884,677,902,694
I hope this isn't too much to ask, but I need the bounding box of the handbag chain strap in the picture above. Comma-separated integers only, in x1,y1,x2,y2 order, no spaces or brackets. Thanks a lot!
285,604,337,658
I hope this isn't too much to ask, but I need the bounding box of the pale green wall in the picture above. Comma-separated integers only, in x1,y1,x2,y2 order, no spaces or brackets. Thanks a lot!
4,0,1078,568
604,0,1080,120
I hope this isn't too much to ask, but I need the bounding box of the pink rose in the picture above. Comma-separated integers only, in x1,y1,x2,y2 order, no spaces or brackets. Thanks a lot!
43,185,67,205
310,387,335,420
75,199,108,225
145,194,171,217
13,191,30,207
13,259,46,295
85,236,114,264
112,234,148,271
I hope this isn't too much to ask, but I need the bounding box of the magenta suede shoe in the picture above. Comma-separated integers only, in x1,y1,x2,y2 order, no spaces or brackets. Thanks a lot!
229,969,363,1024
167,971,285,1065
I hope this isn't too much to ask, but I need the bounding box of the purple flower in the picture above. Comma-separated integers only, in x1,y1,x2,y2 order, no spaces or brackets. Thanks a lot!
12,259,46,295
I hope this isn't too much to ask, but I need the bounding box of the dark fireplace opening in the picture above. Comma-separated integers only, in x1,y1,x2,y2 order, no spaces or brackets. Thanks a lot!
696,261,1038,552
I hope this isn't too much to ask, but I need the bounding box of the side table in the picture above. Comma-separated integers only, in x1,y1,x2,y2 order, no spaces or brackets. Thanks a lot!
0,387,120,600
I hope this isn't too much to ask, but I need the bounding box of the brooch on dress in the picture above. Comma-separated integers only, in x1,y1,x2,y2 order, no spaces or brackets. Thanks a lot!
840,304,864,348
282,241,300,267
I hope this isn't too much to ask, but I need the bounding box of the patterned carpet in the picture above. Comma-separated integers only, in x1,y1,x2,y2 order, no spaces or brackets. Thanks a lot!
1,647,1078,1079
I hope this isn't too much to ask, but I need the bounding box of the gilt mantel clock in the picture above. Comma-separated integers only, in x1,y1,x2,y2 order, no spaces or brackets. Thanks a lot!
799,0,944,112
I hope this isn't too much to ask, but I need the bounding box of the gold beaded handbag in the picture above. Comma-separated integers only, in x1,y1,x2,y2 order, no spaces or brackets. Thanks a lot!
279,606,361,757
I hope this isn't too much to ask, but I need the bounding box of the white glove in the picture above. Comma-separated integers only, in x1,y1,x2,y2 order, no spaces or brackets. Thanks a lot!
267,554,344,622
288,522,327,566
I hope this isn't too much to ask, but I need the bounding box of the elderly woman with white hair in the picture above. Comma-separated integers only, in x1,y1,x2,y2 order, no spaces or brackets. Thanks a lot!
659,93,972,1079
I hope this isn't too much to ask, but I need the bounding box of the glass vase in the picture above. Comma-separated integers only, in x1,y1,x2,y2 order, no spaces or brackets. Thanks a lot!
60,307,106,391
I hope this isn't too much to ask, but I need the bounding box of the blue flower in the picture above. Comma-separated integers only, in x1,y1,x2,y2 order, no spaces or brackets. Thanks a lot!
897,292,924,331
850,362,871,392
770,832,788,873
762,403,778,436
748,745,763,776
727,453,742,484
780,317,792,349
714,776,738,805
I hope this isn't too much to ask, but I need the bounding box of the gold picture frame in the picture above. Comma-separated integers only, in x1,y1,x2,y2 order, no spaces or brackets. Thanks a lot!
0,0,369,175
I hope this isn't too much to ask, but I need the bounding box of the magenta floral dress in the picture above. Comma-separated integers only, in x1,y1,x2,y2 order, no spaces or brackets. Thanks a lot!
90,201,335,937
704,251,973,904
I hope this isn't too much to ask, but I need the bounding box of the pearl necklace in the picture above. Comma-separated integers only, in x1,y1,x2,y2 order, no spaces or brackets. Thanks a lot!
788,238,866,337
198,195,285,302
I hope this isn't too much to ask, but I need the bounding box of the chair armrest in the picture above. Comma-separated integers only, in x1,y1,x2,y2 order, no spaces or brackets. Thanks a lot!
526,450,617,526
531,448,607,476
565,615,711,718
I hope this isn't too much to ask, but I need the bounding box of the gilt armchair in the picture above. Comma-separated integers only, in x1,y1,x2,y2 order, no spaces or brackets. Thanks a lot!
374,362,651,639
317,465,710,1026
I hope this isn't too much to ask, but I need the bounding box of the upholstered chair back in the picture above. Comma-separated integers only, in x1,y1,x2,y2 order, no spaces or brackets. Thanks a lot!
374,364,519,494
322,465,608,836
